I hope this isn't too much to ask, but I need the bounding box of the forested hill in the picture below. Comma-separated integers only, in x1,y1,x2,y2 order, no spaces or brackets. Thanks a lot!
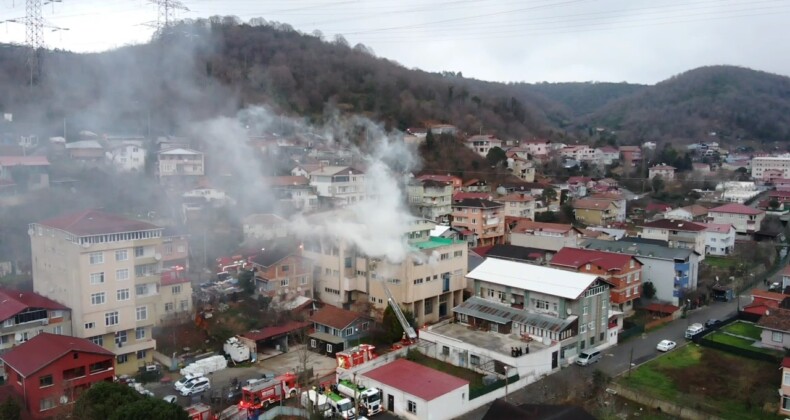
0,20,564,141
583,66,790,144
523,82,647,118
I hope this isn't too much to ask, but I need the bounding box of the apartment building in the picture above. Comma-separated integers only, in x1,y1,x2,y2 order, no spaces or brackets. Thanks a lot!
465,135,502,157
496,193,536,219
522,139,551,156
708,203,766,237
158,227,189,270
572,198,620,226
465,258,616,361
588,192,626,222
550,247,642,314
242,213,289,243
582,239,701,306
158,267,193,323
157,147,205,185
751,155,790,180
0,290,72,382
648,164,676,180
639,219,707,258
302,215,467,326
780,357,790,416
508,220,584,252
265,176,320,212
249,244,314,302
700,223,736,256
30,210,164,375
416,174,462,191
451,198,505,247
308,166,367,206
560,145,599,163
407,179,453,223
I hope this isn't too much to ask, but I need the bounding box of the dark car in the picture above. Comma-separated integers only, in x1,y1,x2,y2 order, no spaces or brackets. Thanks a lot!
704,319,719,328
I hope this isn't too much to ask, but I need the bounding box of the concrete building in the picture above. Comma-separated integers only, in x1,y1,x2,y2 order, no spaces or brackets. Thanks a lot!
588,192,627,223
105,142,146,172
649,165,676,180
598,147,619,165
508,220,583,252
265,176,319,212
157,227,190,270
560,145,599,163
243,213,289,243
780,357,790,416
495,193,535,220
639,219,707,258
360,359,470,420
0,333,115,419
707,203,765,237
522,139,551,157
309,305,371,357
465,258,616,362
664,204,709,222
550,248,642,314
249,244,314,303
572,198,620,226
0,290,72,382
582,239,700,306
416,174,462,191
506,156,535,182
308,166,367,206
0,155,50,191
157,147,205,185
451,199,505,247
751,155,790,180
465,135,503,157
700,223,736,256
158,267,193,323
30,210,164,375
301,215,467,326
407,179,453,223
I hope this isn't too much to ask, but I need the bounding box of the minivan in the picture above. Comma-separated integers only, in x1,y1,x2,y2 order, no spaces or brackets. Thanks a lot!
180,377,210,396
575,349,602,366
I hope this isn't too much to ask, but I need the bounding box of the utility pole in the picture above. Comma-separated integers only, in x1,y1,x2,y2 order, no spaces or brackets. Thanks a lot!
25,0,43,86
148,0,189,34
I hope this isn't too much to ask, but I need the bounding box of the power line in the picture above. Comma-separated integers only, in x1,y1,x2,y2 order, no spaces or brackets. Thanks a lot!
25,0,43,85
148,0,188,32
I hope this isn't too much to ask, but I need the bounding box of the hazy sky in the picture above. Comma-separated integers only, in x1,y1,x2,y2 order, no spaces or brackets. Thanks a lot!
1,0,789,84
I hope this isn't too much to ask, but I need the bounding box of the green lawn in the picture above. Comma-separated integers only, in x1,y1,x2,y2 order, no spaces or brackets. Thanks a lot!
618,345,783,420
721,321,763,340
406,350,484,389
703,256,740,269
708,332,783,357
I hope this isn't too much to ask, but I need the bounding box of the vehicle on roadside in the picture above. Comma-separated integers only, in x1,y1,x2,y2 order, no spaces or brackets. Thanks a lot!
163,395,178,404
704,319,719,328
575,349,602,366
656,340,677,352
685,323,704,339
180,377,211,396
174,374,201,392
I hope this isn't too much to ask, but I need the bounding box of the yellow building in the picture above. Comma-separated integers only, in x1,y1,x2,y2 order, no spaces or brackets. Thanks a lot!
30,210,165,375
573,198,620,226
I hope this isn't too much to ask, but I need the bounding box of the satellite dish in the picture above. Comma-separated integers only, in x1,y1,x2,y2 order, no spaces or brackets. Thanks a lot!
566,308,572,315
154,253,162,261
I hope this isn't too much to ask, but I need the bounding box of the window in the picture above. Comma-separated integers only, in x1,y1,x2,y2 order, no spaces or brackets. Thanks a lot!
134,246,144,257
300,276,308,285
442,346,450,356
425,299,434,314
116,269,129,281
53,325,63,335
626,288,631,297
136,306,148,321
115,249,128,261
583,306,589,315
117,289,130,301
89,252,104,265
172,285,181,294
773,331,783,343
470,354,480,366
783,396,790,411
626,273,632,284
90,292,106,305
117,354,128,364
280,278,289,287
136,350,147,359
585,263,591,270
281,265,290,272
115,330,127,344
407,400,417,414
85,322,95,330
345,328,354,337
535,300,549,310
165,303,174,312
40,398,56,411
90,272,105,285
327,344,333,353
580,325,587,333
39,374,53,388
180,300,189,311
360,322,369,331
3,319,12,327
136,327,146,340
629,259,635,268
105,311,119,326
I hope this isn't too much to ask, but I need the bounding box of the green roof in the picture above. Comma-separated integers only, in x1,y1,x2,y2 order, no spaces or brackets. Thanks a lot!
412,236,459,250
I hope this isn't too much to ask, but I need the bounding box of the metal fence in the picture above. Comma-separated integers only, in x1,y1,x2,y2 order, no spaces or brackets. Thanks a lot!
618,324,645,342
690,313,782,364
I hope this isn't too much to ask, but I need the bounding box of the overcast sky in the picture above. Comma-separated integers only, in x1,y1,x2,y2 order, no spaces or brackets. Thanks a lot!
1,0,789,84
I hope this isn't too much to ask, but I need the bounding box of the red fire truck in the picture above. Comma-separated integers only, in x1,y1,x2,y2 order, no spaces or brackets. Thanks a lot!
238,372,299,410
336,344,377,369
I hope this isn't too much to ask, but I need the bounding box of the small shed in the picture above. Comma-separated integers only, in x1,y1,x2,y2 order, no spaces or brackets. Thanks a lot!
643,303,681,320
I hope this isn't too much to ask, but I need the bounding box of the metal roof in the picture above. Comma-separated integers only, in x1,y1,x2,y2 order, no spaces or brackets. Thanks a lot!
454,297,576,332
583,238,696,260
467,258,600,300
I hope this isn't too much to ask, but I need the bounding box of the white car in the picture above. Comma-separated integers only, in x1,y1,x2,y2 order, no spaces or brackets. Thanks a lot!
180,377,211,396
163,395,178,404
656,340,677,352
174,374,200,392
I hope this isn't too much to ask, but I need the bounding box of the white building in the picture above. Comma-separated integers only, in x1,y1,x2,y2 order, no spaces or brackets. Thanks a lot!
465,135,503,157
751,155,790,180
560,145,599,163
521,140,551,156
105,142,146,172
158,148,205,183
707,203,765,236
242,213,289,243
597,147,620,165
649,165,676,180
308,166,367,206
359,359,470,420
716,181,760,204
496,193,536,219
700,223,736,256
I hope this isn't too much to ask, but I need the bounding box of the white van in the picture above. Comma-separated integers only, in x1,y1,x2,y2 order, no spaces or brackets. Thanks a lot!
685,323,704,339
180,377,211,396
575,349,602,366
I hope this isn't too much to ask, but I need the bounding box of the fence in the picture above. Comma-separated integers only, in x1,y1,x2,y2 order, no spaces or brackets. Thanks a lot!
618,324,645,341
469,374,520,400
690,313,782,364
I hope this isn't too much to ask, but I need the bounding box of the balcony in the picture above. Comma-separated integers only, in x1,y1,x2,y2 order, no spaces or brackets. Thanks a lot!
484,217,500,226
110,339,156,355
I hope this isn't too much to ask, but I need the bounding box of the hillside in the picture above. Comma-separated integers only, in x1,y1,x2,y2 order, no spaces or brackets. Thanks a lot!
524,82,647,118
584,66,790,144
0,20,564,142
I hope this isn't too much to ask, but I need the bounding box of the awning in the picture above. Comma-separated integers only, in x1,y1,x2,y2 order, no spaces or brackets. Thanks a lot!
309,331,345,344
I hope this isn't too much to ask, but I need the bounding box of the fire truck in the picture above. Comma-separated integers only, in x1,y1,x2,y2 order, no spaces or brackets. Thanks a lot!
335,344,377,369
238,372,299,410
185,403,212,420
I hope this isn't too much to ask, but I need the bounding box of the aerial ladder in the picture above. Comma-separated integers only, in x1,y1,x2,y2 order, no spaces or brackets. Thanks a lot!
370,258,417,345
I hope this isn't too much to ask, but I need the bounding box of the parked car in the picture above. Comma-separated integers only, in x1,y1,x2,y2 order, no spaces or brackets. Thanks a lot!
575,349,602,366
174,374,200,392
684,323,705,339
704,319,719,328
656,340,677,352
180,377,211,396
163,395,178,404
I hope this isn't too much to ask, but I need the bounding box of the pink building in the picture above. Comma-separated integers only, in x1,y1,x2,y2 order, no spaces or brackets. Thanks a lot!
451,198,505,246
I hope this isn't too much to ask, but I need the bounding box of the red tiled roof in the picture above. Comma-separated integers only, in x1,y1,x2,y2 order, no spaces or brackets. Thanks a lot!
742,303,773,317
757,308,790,332
645,202,672,213
471,246,494,256
0,155,50,166
453,192,492,201
362,359,468,401
567,176,592,184
709,203,764,215
0,333,113,377
0,289,69,323
701,223,734,234
37,210,160,235
783,357,790,369
310,305,367,330
643,303,680,315
650,165,676,170
417,174,461,184
750,289,786,302
241,321,310,342
550,247,636,272
641,219,707,232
